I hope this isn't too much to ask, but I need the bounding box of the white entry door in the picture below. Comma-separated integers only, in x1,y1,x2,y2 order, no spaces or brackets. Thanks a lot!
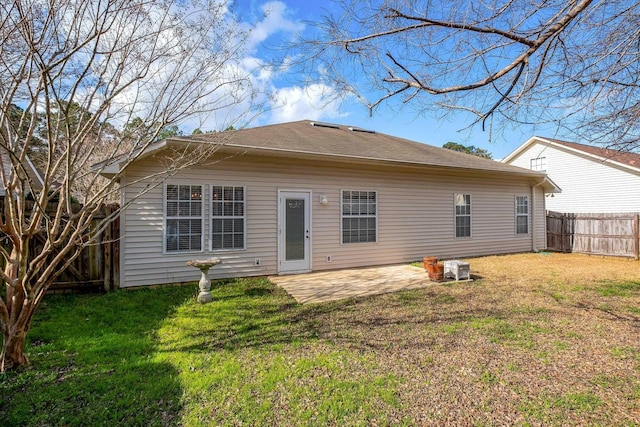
278,191,311,273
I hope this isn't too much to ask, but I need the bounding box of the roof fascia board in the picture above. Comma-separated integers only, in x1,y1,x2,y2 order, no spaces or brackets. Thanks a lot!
24,154,44,187
501,136,541,163
94,139,175,176
538,175,561,193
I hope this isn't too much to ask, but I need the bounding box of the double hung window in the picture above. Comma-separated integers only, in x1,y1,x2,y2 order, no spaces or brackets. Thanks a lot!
455,194,471,238
342,190,377,243
165,185,203,252
530,157,546,171
211,186,245,250
516,196,529,234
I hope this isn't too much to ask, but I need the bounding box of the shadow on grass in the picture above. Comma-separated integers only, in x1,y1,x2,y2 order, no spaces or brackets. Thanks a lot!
297,287,541,353
0,285,196,426
0,277,347,425
157,277,517,357
1,277,535,426
115,277,551,362
155,278,346,354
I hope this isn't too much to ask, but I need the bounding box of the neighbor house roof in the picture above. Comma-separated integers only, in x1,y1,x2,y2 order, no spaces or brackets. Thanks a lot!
503,136,640,174
101,120,557,190
0,149,44,197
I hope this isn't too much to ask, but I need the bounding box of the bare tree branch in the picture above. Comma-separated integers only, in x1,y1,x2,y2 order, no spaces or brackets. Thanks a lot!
0,0,262,371
298,0,640,149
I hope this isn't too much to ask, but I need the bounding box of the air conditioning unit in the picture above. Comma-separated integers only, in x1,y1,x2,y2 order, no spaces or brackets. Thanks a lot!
444,260,471,281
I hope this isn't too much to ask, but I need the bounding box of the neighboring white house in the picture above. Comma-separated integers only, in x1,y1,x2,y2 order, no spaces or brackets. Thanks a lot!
103,120,557,288
503,136,640,213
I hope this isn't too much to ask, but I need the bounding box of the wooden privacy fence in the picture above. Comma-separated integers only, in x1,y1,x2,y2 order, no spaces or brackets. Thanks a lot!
1,201,120,293
546,211,640,259
45,203,121,293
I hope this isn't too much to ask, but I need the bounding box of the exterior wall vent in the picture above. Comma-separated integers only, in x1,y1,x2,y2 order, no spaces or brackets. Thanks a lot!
348,126,376,134
310,122,340,129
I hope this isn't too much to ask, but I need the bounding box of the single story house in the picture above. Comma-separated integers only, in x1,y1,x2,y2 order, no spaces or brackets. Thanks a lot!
104,120,557,287
502,136,640,213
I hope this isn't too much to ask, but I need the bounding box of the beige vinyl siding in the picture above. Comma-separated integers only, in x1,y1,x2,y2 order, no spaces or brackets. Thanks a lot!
508,141,640,213
532,185,547,250
120,154,544,287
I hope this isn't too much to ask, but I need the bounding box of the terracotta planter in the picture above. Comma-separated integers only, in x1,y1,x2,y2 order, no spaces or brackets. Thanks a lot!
423,256,438,270
428,263,444,281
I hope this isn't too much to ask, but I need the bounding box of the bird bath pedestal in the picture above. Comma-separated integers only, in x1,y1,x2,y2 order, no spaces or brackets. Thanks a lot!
187,258,222,304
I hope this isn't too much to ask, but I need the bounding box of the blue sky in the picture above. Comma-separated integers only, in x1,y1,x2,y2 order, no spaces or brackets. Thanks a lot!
229,0,564,159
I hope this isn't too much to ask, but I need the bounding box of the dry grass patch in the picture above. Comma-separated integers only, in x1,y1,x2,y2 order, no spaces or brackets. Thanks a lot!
312,253,640,425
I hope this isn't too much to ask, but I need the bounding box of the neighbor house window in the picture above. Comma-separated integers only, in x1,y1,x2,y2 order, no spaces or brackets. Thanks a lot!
211,186,245,250
516,195,529,234
530,157,546,171
165,184,203,252
455,194,471,238
342,190,376,243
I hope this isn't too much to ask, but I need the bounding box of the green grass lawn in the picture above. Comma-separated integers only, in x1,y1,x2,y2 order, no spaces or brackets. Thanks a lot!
1,255,639,426
0,280,406,426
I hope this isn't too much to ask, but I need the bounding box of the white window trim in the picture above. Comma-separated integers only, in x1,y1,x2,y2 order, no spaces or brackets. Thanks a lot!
340,189,378,244
515,195,530,235
530,157,547,171
163,183,205,254
454,193,472,239
210,185,247,251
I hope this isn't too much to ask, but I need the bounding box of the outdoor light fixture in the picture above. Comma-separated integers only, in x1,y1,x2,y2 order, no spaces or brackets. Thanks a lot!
320,195,329,205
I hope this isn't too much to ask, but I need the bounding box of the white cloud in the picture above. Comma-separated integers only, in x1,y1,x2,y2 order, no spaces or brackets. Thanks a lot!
178,1,323,132
269,84,348,123
99,1,346,133
246,1,305,52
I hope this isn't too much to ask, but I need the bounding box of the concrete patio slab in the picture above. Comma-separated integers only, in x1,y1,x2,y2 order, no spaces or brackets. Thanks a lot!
269,264,434,304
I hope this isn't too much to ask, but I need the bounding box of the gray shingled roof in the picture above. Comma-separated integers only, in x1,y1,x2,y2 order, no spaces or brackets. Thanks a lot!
185,120,544,177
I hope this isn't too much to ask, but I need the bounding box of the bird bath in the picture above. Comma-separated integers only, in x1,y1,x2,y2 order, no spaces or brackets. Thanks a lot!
186,257,222,303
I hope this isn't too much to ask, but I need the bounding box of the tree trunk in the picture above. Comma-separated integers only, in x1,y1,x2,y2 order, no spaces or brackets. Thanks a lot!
1,328,29,372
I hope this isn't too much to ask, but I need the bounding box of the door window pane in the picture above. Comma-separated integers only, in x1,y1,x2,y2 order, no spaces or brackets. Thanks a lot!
285,198,305,260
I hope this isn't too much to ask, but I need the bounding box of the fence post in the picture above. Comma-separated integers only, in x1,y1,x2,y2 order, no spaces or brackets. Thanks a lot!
561,213,566,253
634,213,639,261
103,205,112,291
113,213,120,289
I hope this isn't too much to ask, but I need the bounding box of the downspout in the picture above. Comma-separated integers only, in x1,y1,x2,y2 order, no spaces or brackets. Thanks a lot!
531,179,546,252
